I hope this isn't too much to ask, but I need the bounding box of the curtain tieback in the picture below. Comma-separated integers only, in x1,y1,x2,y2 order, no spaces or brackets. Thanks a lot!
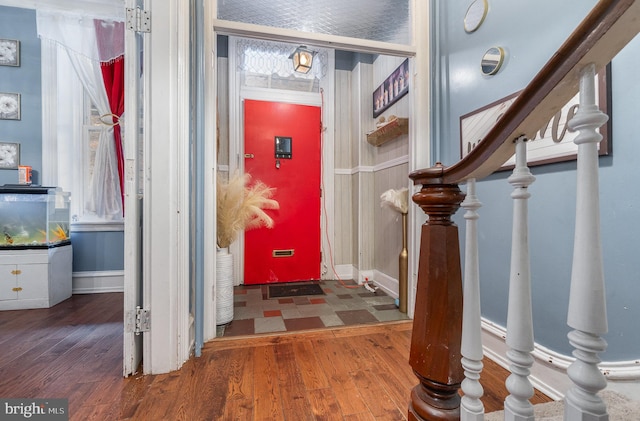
99,113,120,127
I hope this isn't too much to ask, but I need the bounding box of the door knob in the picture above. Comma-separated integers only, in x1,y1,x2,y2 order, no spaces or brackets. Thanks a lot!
244,153,255,159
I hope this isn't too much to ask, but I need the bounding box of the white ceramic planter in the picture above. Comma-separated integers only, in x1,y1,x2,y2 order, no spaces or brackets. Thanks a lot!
216,248,234,325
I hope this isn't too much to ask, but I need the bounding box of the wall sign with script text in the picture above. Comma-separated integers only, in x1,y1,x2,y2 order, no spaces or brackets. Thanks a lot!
460,68,610,169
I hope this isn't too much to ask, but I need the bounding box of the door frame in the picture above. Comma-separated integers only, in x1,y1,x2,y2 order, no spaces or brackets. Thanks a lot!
122,0,144,377
226,36,335,287
133,0,193,374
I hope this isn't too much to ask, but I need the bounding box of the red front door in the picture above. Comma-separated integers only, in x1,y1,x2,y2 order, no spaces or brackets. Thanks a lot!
243,100,321,284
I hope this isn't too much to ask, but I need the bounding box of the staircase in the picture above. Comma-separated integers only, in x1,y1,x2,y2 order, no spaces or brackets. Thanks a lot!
406,1,640,420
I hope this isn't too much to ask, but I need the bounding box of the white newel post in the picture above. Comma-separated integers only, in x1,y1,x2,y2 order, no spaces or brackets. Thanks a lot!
564,63,609,421
461,178,485,421
504,136,536,421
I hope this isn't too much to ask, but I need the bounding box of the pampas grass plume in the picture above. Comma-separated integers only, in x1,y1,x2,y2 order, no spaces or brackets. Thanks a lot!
217,172,279,248
380,187,409,214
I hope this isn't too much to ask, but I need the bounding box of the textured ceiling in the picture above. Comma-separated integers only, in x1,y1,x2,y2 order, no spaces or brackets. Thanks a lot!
217,0,410,44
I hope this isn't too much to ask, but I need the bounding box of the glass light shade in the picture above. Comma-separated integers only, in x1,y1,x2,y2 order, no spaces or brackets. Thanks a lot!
290,46,315,74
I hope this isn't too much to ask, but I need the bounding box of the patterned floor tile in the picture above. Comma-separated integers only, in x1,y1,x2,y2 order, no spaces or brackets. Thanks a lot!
219,280,407,337
223,318,254,336
283,316,325,331
254,316,286,333
335,309,379,325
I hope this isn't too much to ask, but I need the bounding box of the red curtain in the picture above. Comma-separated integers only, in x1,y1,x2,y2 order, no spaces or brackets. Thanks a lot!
100,57,125,215
95,19,125,216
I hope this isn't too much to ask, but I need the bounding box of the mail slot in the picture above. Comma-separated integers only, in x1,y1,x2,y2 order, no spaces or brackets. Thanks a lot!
272,249,294,258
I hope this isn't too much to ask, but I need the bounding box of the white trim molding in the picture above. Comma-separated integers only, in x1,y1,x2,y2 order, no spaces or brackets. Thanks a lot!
481,318,640,401
72,270,124,294
372,269,399,299
335,155,408,176
71,221,125,232
335,165,374,176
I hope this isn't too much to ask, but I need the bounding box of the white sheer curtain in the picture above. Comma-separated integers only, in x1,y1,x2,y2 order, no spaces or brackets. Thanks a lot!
37,9,124,219
67,51,123,218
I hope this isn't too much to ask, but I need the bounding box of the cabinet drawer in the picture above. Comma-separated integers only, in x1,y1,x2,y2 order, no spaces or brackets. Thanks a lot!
0,251,49,265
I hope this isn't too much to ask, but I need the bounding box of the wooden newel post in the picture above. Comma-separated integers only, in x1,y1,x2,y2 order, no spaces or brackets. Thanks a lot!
409,179,466,421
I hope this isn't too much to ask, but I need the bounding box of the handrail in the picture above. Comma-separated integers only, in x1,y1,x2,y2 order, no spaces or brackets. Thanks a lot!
406,1,640,419
410,0,640,186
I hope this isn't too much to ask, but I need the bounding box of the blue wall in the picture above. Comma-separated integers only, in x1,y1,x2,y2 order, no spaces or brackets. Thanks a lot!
434,0,639,361
1,6,124,275
70,231,125,272
0,6,41,185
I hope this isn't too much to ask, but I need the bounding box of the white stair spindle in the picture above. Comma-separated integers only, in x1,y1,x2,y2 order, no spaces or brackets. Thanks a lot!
564,63,609,421
461,178,485,421
504,136,536,421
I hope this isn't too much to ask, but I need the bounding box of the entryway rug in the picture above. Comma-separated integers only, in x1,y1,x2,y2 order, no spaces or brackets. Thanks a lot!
268,282,325,299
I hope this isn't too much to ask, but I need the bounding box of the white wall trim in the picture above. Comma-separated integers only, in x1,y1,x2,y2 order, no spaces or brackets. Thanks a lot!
72,270,124,294
335,165,374,176
213,19,415,58
70,222,124,232
372,269,398,298
481,318,640,401
203,2,218,343
335,155,408,176
334,168,356,176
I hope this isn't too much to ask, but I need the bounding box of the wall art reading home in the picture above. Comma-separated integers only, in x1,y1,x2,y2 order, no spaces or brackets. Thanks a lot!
0,39,20,67
0,93,21,120
373,58,409,118
0,142,20,169
460,68,610,168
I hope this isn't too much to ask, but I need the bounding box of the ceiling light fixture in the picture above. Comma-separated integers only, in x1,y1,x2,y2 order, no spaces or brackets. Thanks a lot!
289,45,316,74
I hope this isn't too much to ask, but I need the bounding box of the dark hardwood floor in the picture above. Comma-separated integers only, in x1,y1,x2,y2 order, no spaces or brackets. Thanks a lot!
0,293,551,420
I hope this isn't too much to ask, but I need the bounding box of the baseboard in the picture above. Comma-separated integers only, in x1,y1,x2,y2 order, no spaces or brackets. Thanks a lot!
481,318,640,401
330,264,355,281
371,270,399,298
72,270,124,294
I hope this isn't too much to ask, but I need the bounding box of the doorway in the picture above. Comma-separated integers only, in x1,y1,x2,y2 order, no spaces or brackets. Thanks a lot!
243,100,322,284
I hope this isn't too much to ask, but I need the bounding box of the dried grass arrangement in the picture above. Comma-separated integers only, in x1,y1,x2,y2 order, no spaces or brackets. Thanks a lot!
216,172,279,249
380,187,409,214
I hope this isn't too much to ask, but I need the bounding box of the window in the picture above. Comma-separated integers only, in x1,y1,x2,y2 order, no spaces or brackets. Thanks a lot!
42,40,124,232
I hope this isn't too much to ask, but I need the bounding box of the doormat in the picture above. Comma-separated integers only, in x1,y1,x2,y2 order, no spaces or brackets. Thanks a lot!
268,282,325,299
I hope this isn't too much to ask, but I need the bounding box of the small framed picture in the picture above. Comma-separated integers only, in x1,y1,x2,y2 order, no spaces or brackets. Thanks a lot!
0,39,20,67
0,93,20,120
0,142,20,169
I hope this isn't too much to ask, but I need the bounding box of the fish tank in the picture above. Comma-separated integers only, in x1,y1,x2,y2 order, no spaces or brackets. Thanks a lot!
0,186,71,249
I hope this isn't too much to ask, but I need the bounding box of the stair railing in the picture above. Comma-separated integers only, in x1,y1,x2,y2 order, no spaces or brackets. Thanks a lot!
407,1,640,420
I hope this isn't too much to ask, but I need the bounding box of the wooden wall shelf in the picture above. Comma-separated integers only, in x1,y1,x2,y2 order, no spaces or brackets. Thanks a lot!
366,118,408,146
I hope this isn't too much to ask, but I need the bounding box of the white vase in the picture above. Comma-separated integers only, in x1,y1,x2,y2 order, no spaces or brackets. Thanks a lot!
216,247,234,325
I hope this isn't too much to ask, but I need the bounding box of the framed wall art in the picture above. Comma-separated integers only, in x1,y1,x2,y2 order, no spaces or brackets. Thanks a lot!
0,39,20,67
0,142,20,169
460,66,610,169
0,93,21,120
373,58,409,118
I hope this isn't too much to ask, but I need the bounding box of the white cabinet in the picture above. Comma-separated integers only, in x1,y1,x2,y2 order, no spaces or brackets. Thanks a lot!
0,245,72,310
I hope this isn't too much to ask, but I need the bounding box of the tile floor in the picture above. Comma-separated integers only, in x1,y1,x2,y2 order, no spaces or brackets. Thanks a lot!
217,279,409,337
